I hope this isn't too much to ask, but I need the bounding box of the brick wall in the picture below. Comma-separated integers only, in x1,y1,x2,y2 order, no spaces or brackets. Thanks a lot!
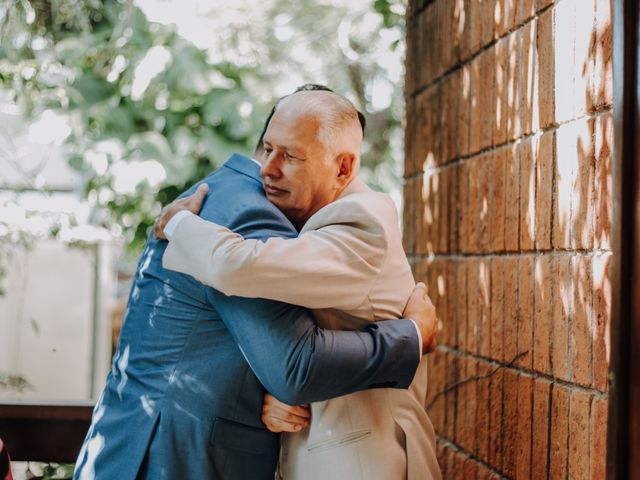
404,0,613,478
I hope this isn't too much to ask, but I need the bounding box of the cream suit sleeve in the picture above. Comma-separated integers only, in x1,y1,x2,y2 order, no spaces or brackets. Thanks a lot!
162,192,393,310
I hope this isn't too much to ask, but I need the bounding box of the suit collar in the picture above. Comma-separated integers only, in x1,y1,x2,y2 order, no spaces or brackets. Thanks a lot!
223,153,262,182
340,177,370,197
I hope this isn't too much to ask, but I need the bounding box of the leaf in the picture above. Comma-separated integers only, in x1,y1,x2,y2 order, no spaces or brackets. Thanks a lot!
54,37,93,65
126,131,172,162
70,73,116,105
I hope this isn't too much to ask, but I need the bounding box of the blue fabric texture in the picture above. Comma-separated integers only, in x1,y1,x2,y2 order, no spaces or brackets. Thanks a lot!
73,154,420,480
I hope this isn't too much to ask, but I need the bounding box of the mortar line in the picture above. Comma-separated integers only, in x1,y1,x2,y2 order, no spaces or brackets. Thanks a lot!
402,108,614,182
434,345,609,397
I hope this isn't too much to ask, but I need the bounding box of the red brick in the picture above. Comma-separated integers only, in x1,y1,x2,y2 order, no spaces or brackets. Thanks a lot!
481,0,497,46
450,0,464,63
568,390,592,480
462,0,482,60
423,88,443,171
420,172,435,255
404,99,416,176
537,7,555,128
533,255,553,373
456,261,468,352
480,49,496,151
590,397,608,479
495,0,518,37
574,0,595,117
488,369,504,470
494,38,510,145
449,163,461,252
518,0,536,24
415,93,429,171
459,161,471,253
444,259,459,348
532,378,552,479
427,349,447,434
592,0,613,109
490,148,507,252
538,0,555,10
477,466,494,480
535,131,555,250
503,257,518,363
520,19,539,135
519,138,536,251
554,121,580,250
467,259,481,355
478,259,492,358
444,72,460,162
571,118,595,251
506,30,522,141
550,384,570,479
478,154,492,253
468,159,481,253
430,172,443,254
435,261,450,345
572,255,593,386
459,65,472,156
420,5,437,86
445,445,458,478
592,253,611,392
470,57,483,155
435,0,453,76
463,359,479,454
517,256,534,369
435,262,453,348
552,256,571,381
516,375,534,479
490,258,505,362
554,0,576,124
594,112,613,250
476,362,492,464
504,144,520,251
446,354,462,442
463,457,479,480
414,175,425,255
502,369,519,478
438,170,450,253
403,180,415,254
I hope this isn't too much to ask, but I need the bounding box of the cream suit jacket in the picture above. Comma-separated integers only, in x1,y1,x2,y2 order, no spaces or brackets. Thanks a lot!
163,178,441,480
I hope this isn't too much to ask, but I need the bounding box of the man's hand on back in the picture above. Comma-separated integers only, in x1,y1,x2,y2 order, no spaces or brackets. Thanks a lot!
153,183,209,240
261,393,310,433
403,283,438,355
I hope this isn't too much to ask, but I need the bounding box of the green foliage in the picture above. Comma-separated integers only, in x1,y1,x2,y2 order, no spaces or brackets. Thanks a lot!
373,0,406,30
1,0,269,250
1,0,407,253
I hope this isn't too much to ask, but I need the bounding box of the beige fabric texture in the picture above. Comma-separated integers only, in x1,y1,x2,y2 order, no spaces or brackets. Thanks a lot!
163,177,441,480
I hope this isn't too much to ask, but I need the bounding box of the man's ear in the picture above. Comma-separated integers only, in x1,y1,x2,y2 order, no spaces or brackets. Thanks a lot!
335,153,357,186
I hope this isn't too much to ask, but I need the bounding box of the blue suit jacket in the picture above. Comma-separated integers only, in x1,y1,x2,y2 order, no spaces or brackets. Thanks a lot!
73,154,420,480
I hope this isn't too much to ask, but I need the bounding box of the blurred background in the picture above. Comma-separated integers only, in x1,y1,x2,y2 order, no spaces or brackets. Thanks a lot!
0,0,406,404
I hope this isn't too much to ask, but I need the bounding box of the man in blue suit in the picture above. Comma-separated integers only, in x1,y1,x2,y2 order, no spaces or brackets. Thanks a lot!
74,102,436,480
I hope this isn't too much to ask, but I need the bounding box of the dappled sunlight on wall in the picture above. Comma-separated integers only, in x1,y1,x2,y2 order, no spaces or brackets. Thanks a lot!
404,0,613,477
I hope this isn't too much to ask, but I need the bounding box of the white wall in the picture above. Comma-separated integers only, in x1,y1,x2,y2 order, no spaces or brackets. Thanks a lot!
0,240,115,401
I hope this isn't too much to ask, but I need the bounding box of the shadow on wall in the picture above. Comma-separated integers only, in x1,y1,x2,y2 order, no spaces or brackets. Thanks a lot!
405,0,614,478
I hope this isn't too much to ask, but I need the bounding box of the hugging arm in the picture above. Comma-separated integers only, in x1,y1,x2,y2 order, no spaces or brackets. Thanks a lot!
163,202,388,310
209,289,420,405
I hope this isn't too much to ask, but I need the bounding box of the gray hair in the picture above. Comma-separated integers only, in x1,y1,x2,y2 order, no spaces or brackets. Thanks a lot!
276,90,362,162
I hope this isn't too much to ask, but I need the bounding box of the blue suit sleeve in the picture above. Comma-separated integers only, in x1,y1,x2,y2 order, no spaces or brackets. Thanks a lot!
205,197,421,405
211,292,420,405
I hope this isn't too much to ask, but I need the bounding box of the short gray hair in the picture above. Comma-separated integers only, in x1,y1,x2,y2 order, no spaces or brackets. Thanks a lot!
276,90,362,162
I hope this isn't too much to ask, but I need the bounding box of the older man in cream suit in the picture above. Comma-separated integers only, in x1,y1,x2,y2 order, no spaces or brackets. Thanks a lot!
156,90,441,479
